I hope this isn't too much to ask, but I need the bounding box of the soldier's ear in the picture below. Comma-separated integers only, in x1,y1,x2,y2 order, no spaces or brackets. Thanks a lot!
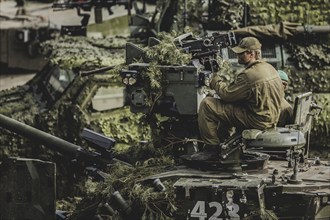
282,81,288,91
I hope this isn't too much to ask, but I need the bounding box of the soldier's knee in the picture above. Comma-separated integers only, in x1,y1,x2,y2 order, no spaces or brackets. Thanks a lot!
199,97,215,111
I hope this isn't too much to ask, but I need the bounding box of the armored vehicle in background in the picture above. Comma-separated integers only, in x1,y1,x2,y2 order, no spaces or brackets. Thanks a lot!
0,12,59,71
0,56,150,160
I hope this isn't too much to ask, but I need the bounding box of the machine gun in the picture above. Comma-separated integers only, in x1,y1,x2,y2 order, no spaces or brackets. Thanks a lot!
0,114,129,180
174,31,237,72
52,0,132,35
118,32,237,155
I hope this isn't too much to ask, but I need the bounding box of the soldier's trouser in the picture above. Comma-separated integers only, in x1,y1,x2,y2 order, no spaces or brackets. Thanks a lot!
198,97,245,145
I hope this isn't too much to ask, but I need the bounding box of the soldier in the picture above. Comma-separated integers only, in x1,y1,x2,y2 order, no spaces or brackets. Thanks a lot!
194,37,284,161
277,70,294,127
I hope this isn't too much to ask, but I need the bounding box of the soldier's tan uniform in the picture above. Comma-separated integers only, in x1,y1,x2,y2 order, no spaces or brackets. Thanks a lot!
198,60,284,146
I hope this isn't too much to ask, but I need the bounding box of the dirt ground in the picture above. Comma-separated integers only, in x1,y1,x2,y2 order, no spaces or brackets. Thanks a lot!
0,72,35,90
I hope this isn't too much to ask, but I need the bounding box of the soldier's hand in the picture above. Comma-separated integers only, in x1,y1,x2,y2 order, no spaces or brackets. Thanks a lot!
205,90,221,99
210,74,224,90
206,90,216,97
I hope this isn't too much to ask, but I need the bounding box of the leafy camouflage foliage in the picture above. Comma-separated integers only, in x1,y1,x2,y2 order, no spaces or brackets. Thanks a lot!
247,0,330,25
41,36,126,69
67,154,177,220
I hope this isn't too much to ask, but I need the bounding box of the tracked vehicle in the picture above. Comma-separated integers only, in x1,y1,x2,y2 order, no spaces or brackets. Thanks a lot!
0,0,329,219
116,35,329,219
0,63,328,219
0,85,328,219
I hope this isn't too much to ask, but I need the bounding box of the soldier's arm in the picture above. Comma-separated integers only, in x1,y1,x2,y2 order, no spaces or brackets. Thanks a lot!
210,73,250,102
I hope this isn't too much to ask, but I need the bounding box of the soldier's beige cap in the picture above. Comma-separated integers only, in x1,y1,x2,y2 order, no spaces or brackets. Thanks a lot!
231,37,262,53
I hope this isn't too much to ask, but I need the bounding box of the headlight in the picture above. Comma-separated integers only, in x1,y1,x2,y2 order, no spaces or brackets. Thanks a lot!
121,70,138,86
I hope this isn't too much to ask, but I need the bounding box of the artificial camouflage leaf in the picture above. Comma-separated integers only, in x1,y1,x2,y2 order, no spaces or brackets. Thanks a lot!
41,36,125,70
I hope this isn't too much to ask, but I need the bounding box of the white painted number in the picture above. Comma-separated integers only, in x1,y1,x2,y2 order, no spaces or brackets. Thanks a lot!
209,201,223,220
190,201,207,220
190,201,240,220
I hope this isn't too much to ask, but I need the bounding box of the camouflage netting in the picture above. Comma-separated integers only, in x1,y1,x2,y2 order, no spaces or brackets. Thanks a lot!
145,32,192,65
97,107,152,152
204,0,247,29
282,41,330,147
41,36,126,70
0,86,43,158
285,43,329,72
155,0,247,31
67,152,177,220
159,0,330,32
161,0,329,31
246,0,330,25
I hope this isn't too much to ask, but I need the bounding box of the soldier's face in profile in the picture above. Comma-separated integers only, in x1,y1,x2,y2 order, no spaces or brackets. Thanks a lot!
236,51,254,65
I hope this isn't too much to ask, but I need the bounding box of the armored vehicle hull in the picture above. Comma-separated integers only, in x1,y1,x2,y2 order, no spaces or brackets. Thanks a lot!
0,13,59,71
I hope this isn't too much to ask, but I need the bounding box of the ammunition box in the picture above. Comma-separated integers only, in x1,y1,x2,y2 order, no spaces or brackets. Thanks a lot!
174,178,266,219
0,157,56,220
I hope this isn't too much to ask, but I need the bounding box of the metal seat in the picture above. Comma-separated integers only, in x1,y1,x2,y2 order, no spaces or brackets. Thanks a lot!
242,92,320,159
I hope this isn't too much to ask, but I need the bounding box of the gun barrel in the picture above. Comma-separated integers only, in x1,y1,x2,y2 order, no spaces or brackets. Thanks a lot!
295,25,330,34
79,65,116,77
0,114,81,156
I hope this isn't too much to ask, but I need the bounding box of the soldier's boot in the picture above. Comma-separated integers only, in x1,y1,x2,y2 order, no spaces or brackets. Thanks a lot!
190,144,219,161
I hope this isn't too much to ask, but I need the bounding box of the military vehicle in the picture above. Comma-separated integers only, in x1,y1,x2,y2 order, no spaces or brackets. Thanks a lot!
0,112,126,220
1,28,329,220
52,0,133,36
0,0,329,219
0,57,152,154
0,62,329,220
63,28,329,219
0,12,59,70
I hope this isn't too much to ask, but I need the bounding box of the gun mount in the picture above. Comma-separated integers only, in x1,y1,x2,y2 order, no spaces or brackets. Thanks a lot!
121,32,237,117
122,63,206,116
174,31,237,72
121,31,323,170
